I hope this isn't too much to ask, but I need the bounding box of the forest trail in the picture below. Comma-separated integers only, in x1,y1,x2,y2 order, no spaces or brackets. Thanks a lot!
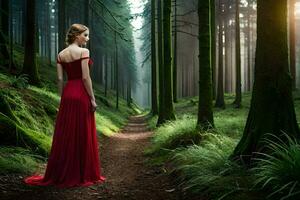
0,115,182,200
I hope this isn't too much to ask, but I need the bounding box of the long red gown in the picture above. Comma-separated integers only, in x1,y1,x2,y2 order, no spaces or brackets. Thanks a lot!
23,56,106,188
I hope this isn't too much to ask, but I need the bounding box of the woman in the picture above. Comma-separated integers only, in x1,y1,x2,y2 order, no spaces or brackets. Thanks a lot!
23,23,106,188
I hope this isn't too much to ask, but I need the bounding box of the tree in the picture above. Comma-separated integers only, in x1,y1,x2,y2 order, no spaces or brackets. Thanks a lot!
157,0,176,126
196,0,214,130
230,0,300,164
21,0,40,85
215,0,225,109
84,0,90,49
211,0,216,100
232,0,241,107
58,0,66,51
172,0,178,103
289,0,296,90
114,30,119,109
0,0,17,73
157,0,164,119
0,0,10,59
151,0,158,115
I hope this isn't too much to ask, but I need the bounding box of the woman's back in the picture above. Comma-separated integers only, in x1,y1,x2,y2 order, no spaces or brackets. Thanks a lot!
58,45,85,63
57,45,93,81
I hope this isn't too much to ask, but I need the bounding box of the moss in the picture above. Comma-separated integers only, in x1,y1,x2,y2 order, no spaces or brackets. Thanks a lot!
0,146,43,174
0,90,20,123
0,113,51,157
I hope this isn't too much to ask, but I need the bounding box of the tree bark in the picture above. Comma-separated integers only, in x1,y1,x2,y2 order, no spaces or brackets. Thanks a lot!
230,0,300,164
114,31,119,109
105,53,108,97
84,0,90,49
197,0,214,130
0,0,10,59
215,0,225,109
58,0,66,51
247,4,251,91
21,0,40,85
233,0,241,107
289,0,296,90
0,0,16,72
211,0,216,100
151,0,158,115
157,0,176,126
173,0,178,103
157,0,165,123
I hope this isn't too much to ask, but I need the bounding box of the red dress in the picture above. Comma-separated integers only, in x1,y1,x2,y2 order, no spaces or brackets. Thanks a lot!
23,56,106,188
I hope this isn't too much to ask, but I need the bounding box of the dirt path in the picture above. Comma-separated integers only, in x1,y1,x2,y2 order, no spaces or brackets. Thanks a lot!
0,115,182,200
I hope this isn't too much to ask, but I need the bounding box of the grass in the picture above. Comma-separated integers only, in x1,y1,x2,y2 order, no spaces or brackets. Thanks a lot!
170,133,251,199
145,90,300,200
145,114,200,155
252,133,300,200
0,146,45,175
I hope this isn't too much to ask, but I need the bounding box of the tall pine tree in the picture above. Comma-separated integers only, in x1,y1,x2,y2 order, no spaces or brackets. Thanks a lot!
231,0,300,164
196,0,214,130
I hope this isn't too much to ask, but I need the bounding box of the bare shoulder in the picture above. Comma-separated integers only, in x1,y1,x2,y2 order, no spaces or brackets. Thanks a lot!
58,48,68,57
81,48,90,57
81,47,89,53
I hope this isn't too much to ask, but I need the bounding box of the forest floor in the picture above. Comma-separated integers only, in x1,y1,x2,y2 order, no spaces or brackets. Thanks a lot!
0,115,197,200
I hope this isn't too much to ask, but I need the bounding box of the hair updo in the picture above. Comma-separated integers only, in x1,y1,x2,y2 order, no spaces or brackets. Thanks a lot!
65,23,88,46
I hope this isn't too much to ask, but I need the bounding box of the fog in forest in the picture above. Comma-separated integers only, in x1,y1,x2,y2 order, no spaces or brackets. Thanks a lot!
131,0,300,108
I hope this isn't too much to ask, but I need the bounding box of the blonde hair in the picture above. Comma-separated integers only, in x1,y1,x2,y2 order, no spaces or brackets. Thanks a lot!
65,23,88,46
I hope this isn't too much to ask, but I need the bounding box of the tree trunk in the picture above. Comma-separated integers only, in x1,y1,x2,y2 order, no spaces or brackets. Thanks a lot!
22,0,26,46
0,0,10,60
215,0,225,109
111,54,114,89
157,0,176,126
233,0,241,107
211,0,216,100
157,0,165,124
0,0,16,72
151,0,158,115
247,4,251,91
197,0,214,130
9,0,16,73
114,31,119,109
58,0,66,50
127,73,132,106
84,0,90,49
230,0,300,164
46,0,51,64
289,0,296,90
105,53,108,97
173,0,178,103
21,0,40,86
224,2,230,92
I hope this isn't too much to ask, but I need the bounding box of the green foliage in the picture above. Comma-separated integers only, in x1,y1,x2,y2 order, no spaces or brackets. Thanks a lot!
147,114,158,130
8,74,29,89
146,93,266,199
0,112,51,156
170,133,248,199
95,109,125,136
144,114,202,157
252,133,300,200
0,146,44,174
1,86,57,135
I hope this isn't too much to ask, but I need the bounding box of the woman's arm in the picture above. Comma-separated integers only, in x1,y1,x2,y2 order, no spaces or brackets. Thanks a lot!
56,62,64,97
81,49,95,101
